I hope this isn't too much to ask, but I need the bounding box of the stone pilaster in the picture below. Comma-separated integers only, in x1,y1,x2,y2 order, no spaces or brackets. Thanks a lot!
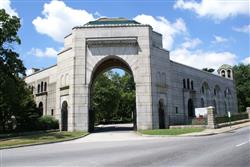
207,106,217,129
247,107,250,119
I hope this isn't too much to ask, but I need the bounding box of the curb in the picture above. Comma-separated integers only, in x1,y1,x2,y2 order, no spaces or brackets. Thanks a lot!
137,123,250,137
0,133,89,150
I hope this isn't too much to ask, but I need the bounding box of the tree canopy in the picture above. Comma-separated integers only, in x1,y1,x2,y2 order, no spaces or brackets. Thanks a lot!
0,9,39,132
233,64,250,112
91,70,135,124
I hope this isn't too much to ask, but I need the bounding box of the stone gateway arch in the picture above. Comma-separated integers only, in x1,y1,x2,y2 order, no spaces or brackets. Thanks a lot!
25,18,238,132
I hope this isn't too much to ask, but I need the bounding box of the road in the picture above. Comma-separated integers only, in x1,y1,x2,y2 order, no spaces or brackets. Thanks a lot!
1,126,250,167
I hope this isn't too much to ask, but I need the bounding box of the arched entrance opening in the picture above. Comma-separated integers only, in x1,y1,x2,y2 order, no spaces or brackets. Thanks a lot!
89,57,136,132
188,99,195,117
38,102,43,116
61,101,68,131
158,99,165,129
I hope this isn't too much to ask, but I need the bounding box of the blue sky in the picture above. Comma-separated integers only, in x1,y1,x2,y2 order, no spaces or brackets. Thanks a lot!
1,0,249,74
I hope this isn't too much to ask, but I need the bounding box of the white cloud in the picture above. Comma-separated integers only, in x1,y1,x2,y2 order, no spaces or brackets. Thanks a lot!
233,24,250,33
26,69,33,76
0,0,18,16
170,48,237,70
174,0,249,21
28,47,59,58
32,0,95,42
212,35,228,44
181,38,202,49
134,14,187,50
242,56,250,64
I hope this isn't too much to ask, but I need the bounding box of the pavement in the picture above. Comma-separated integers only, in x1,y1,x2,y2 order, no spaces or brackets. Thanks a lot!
1,124,250,167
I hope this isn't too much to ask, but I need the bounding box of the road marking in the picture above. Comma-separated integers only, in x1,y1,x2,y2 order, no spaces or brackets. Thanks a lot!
236,140,250,147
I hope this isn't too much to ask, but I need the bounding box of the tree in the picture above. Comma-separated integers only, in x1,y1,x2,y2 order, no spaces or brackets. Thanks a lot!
0,9,39,132
91,70,135,124
233,64,250,112
202,68,215,73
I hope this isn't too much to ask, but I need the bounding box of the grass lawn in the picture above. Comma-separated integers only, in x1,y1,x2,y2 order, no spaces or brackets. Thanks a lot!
139,128,204,136
0,131,88,149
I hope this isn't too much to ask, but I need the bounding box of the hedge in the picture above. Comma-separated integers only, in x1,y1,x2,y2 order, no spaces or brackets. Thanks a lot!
215,112,249,124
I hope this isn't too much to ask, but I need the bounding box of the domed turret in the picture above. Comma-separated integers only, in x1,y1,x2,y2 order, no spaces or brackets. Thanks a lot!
217,64,233,79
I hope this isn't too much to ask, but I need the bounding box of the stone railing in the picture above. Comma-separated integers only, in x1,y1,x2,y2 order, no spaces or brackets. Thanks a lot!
206,106,250,129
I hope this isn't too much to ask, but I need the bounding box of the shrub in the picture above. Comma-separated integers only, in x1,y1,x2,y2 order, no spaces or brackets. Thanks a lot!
215,112,249,124
36,116,59,130
187,117,207,125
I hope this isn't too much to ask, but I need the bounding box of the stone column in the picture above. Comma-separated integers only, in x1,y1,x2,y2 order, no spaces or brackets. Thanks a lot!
247,107,250,119
207,106,217,129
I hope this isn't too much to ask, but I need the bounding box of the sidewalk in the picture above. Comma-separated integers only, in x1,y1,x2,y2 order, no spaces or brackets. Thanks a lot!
180,121,250,136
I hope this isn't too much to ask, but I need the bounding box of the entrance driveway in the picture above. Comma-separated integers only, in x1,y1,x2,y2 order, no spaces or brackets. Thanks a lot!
68,123,151,143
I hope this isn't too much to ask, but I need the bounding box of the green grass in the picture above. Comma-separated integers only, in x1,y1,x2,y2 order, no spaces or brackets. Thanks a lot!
0,131,88,149
139,128,204,136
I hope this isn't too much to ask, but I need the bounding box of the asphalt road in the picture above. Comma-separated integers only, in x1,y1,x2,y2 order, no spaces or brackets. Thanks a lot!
1,126,250,167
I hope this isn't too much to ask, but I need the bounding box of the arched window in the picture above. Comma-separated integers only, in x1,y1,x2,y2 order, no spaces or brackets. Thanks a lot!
221,70,225,77
37,84,40,93
213,99,217,114
201,98,205,107
41,82,43,92
188,99,195,117
44,82,47,92
227,70,231,78
61,101,68,131
191,80,194,90
38,102,43,116
158,99,165,129
187,78,190,89
183,79,186,89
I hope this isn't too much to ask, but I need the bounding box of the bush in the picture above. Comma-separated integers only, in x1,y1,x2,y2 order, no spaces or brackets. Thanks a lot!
36,116,59,130
187,117,207,125
216,112,249,124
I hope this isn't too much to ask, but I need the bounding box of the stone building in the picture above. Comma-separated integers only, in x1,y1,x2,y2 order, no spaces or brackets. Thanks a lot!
25,18,238,131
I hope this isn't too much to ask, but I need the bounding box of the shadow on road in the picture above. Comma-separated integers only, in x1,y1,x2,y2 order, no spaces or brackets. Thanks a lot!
93,123,134,133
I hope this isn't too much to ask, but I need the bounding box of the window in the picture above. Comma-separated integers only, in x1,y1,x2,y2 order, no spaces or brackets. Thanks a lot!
221,70,225,77
41,82,43,92
202,86,205,94
227,70,231,78
187,78,190,89
37,84,40,93
183,79,186,89
175,107,178,114
191,80,194,90
44,82,47,92
51,109,54,116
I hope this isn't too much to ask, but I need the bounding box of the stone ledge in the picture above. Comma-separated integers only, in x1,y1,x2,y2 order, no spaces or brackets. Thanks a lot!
60,86,70,91
36,92,47,96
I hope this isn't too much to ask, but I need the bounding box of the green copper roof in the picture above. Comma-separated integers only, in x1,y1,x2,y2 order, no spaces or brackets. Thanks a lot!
85,18,140,25
218,64,232,70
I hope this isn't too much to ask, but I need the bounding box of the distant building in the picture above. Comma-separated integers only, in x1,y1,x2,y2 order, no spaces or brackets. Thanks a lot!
25,18,238,131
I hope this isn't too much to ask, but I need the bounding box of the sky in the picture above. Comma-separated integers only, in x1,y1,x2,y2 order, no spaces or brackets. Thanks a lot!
1,0,249,75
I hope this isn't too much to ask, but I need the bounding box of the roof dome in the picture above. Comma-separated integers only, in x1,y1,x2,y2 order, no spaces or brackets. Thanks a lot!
85,18,140,25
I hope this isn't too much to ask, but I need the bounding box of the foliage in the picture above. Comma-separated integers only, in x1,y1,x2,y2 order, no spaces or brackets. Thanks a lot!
0,9,39,132
91,70,135,124
215,112,249,124
35,116,59,130
187,117,207,125
233,64,250,112
202,68,215,73
139,128,204,136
